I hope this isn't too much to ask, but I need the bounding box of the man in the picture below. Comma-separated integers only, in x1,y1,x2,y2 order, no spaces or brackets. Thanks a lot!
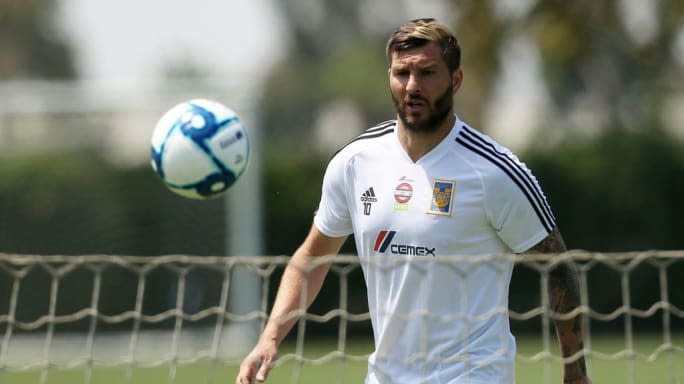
237,18,590,384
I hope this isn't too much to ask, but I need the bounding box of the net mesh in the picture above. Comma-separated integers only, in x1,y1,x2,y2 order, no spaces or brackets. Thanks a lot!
0,251,682,383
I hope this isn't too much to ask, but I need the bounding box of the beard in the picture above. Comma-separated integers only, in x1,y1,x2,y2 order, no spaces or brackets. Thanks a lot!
392,83,453,133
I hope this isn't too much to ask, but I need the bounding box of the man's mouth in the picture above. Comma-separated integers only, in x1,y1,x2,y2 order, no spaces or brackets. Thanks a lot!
406,99,426,112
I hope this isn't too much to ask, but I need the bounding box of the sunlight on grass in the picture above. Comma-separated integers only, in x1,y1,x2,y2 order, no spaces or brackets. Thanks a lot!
2,333,683,383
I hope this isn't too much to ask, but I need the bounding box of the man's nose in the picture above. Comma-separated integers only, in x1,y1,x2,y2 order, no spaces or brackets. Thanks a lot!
406,72,421,93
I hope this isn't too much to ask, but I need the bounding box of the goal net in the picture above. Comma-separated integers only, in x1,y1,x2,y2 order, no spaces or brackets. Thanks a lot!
0,251,682,384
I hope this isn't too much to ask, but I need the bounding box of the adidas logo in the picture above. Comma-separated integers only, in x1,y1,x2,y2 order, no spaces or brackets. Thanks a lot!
360,187,378,203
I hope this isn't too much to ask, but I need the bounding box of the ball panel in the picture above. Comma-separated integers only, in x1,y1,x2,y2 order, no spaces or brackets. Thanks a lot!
151,103,187,150
178,106,218,139
161,130,217,185
195,172,237,197
205,121,250,177
165,170,237,200
167,185,204,200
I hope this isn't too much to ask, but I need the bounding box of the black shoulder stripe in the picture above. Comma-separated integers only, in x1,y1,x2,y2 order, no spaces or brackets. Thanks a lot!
330,121,396,160
455,128,555,233
365,120,396,133
460,126,556,223
459,126,556,224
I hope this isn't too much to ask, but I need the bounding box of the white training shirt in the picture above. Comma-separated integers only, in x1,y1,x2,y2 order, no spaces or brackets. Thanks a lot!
313,117,555,384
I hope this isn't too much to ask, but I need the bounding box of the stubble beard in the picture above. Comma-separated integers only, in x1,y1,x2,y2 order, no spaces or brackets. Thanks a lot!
392,84,453,134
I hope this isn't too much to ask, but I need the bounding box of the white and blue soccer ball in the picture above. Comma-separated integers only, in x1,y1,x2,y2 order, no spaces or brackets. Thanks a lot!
150,99,250,199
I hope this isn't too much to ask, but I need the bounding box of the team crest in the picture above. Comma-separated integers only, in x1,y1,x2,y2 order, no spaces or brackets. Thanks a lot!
427,179,456,216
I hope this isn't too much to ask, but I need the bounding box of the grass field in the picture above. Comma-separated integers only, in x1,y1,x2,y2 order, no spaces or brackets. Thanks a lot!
1,333,682,383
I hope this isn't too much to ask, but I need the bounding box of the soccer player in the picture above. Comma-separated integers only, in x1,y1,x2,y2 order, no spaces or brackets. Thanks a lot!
237,18,590,384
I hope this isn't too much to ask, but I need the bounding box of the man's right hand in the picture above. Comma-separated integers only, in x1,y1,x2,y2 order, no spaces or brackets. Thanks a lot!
235,226,346,383
236,340,278,384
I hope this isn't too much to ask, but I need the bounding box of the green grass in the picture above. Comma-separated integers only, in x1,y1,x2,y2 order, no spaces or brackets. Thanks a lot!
2,333,683,383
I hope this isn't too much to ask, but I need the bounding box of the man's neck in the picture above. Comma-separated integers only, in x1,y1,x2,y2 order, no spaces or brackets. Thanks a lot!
397,114,456,163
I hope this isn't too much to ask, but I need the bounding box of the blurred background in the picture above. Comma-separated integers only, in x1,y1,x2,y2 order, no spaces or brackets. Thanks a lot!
1,0,684,353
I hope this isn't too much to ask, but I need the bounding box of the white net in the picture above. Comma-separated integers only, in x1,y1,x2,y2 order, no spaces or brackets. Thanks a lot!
0,251,683,383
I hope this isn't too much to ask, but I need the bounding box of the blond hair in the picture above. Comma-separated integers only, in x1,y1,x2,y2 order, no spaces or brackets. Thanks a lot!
386,18,461,72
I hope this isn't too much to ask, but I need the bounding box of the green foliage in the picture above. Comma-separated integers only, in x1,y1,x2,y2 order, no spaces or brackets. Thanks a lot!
512,130,684,332
525,129,684,251
0,151,229,327
261,148,357,255
318,40,391,118
0,0,76,79
260,38,390,147
262,150,326,255
0,151,225,256
0,151,120,254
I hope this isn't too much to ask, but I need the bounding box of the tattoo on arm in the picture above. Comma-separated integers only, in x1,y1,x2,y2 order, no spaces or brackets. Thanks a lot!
529,227,588,382
528,227,567,253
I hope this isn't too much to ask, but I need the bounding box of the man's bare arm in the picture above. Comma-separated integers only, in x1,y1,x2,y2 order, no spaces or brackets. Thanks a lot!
528,227,589,384
236,226,348,384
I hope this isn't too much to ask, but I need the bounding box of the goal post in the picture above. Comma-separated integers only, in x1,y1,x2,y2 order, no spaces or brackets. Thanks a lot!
0,251,683,384
225,97,264,357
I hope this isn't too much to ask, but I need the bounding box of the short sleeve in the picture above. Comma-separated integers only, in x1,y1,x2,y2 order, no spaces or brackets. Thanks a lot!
484,156,556,253
313,154,354,237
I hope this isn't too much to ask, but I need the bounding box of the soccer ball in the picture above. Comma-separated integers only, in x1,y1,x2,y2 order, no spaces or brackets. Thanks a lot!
150,99,250,199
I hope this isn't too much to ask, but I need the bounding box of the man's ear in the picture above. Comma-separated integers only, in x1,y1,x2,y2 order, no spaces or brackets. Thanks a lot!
452,68,463,94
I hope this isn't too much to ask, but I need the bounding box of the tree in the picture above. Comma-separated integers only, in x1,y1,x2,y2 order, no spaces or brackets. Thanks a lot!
0,0,76,79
